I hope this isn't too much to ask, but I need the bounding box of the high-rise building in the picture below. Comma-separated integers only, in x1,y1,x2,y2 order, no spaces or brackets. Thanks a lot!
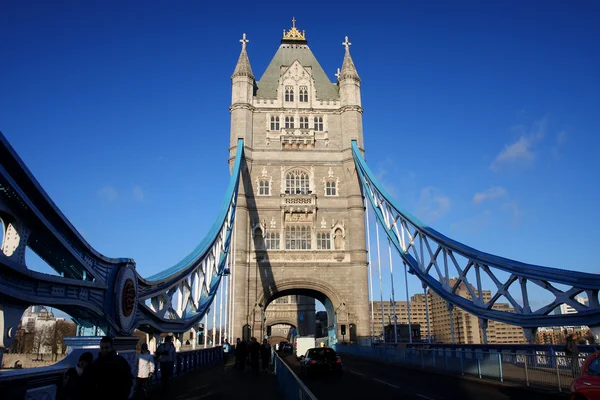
371,279,526,344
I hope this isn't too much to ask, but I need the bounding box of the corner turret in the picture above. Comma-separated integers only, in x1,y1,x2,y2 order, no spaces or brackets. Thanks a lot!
338,36,364,150
230,33,255,156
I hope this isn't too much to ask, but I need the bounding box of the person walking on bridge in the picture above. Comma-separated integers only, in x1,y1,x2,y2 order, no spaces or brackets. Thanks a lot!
565,333,581,377
260,339,271,372
156,335,176,393
91,336,133,400
235,338,247,370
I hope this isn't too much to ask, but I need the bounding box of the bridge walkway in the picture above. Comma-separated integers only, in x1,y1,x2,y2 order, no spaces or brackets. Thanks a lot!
148,359,283,400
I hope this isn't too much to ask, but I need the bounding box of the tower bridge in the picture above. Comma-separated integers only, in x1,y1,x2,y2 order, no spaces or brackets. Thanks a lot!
0,18,599,399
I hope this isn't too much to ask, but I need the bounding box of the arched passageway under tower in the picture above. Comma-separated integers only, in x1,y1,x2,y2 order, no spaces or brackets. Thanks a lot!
250,282,360,346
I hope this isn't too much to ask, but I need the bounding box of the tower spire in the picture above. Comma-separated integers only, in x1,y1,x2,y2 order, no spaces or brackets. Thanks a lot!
282,17,307,44
232,33,254,79
339,36,360,82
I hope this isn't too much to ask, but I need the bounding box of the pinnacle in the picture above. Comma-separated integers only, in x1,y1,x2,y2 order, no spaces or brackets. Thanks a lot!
339,36,360,82
232,33,254,79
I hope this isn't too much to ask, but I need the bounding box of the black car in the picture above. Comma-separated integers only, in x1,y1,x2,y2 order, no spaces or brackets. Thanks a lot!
282,343,293,353
300,347,343,378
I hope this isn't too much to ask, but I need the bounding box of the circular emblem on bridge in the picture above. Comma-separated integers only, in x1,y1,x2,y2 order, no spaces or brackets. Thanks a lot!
115,265,138,334
121,278,135,317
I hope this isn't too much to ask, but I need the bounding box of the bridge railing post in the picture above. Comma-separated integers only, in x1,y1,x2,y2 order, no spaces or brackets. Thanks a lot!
497,352,503,382
555,353,562,392
524,353,530,386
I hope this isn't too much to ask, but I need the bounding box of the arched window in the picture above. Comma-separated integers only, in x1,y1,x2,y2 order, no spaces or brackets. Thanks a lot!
299,117,309,129
299,86,308,102
285,86,294,102
285,225,311,249
270,116,280,131
326,181,336,196
258,180,270,195
285,116,295,129
313,117,324,131
285,170,310,194
317,232,331,249
265,232,280,249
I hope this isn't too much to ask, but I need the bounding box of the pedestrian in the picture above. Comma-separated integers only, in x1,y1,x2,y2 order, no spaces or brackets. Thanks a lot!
135,343,155,399
260,339,271,372
91,336,133,400
248,337,261,373
156,335,176,392
565,333,581,377
63,351,95,400
235,338,247,370
222,339,231,365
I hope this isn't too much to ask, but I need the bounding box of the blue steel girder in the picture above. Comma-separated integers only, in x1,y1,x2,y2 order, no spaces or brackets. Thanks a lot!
352,141,600,328
0,130,243,337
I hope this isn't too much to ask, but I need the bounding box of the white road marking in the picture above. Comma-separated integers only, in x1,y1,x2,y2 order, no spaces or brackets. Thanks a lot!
373,378,400,389
416,394,436,400
347,369,366,376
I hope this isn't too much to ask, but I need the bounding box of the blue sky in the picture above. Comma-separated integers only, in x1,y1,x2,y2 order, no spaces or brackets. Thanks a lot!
1,1,599,317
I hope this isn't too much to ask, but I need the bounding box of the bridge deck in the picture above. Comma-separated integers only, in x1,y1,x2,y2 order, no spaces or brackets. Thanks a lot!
149,360,283,400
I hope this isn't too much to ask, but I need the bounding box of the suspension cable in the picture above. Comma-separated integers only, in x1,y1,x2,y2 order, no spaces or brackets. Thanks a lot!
365,198,375,341
375,218,384,341
388,239,398,344
404,261,412,344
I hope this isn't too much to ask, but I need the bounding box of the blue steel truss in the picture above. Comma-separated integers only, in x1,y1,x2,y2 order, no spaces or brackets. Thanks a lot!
0,131,243,336
352,141,600,329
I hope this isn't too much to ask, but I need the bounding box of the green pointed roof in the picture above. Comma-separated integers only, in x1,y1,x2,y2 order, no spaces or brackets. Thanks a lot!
256,44,339,100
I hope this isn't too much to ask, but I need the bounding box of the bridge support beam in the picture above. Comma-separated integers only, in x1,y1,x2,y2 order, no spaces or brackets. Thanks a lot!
478,318,488,344
0,303,26,366
447,303,456,344
590,325,600,344
523,327,538,344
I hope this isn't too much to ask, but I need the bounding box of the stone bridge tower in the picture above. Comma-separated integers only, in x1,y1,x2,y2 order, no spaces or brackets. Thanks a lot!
228,20,369,344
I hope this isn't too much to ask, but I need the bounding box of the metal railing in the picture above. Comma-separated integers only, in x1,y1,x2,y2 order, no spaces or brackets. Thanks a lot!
272,349,317,400
0,345,223,400
335,345,587,392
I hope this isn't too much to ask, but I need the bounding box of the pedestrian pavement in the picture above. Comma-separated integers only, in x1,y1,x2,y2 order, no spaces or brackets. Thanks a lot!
148,360,284,400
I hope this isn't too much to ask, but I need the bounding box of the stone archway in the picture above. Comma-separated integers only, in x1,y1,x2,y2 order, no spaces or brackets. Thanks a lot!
249,278,351,345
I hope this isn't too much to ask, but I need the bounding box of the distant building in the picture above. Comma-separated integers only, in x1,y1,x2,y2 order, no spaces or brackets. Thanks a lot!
371,279,526,344
315,311,328,338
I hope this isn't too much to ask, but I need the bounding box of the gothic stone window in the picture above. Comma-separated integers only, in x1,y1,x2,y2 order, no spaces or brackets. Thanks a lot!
285,170,310,194
285,86,294,102
285,116,295,129
317,232,331,249
265,231,280,249
299,86,308,102
285,225,312,250
326,180,337,196
313,117,324,131
270,116,280,131
259,180,270,196
299,116,309,129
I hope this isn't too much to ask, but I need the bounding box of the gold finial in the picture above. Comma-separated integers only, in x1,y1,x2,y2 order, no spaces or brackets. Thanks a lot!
240,33,249,50
342,36,352,51
282,18,307,41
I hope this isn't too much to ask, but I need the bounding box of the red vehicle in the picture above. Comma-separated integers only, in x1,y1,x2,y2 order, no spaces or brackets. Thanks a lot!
571,350,600,400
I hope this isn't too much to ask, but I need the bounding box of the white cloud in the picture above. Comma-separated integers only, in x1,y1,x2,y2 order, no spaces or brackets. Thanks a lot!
473,187,508,205
132,185,144,202
97,186,118,202
416,187,450,223
490,117,547,172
